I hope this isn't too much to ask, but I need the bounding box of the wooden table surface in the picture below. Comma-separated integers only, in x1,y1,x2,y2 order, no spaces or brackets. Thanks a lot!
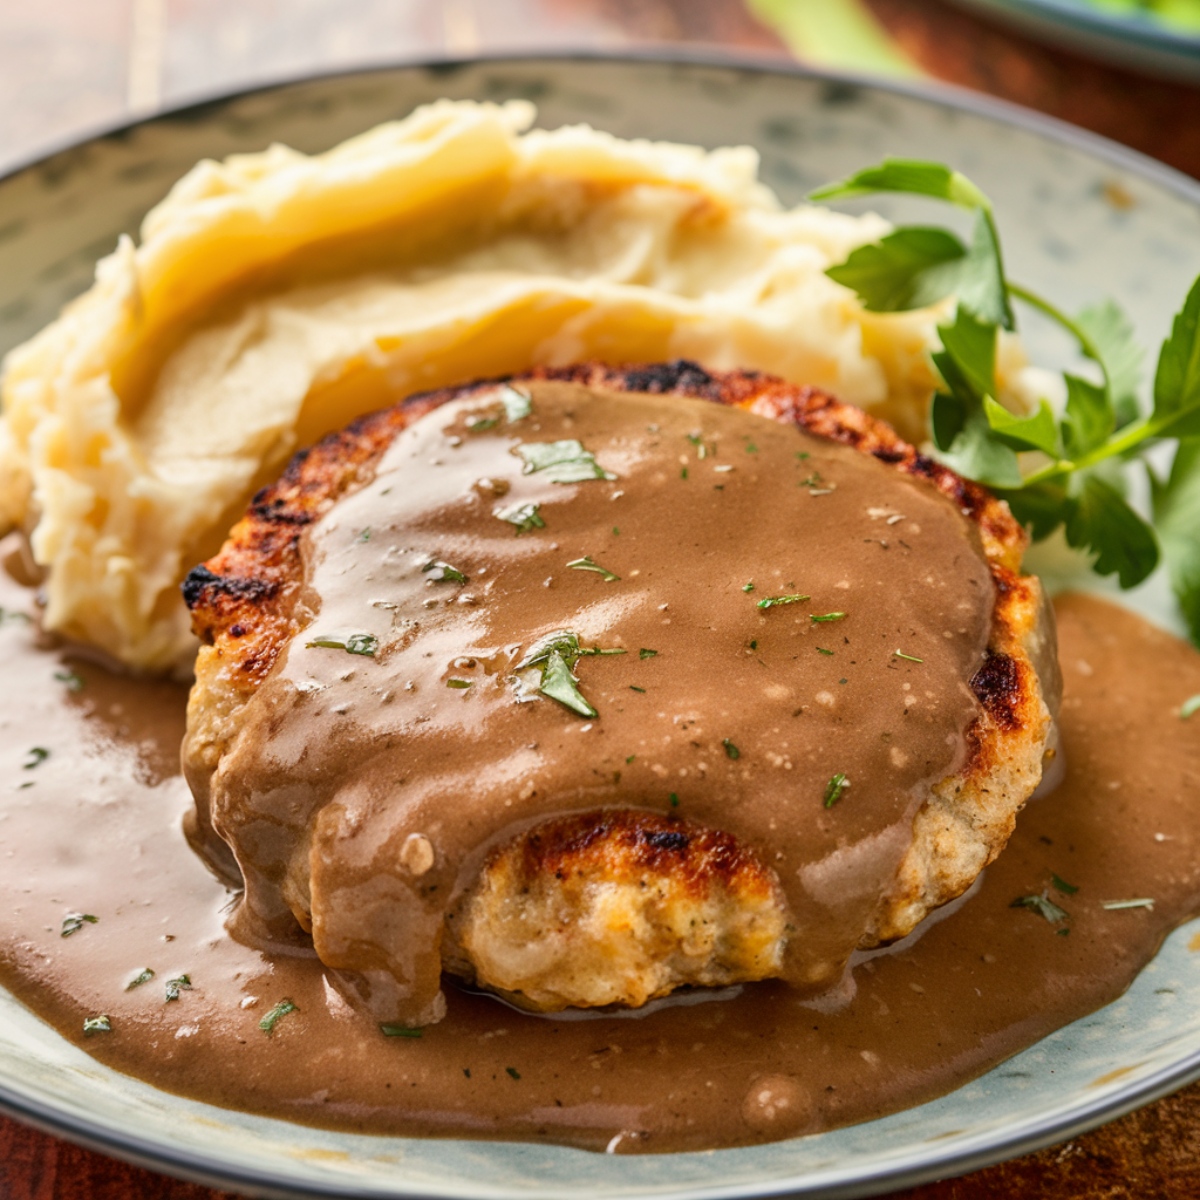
3,0,1200,1196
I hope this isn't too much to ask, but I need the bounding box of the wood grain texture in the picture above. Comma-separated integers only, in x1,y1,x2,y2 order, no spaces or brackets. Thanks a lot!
1,0,1199,1196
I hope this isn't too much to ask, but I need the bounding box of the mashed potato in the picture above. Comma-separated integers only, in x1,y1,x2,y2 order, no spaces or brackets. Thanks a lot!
0,99,973,672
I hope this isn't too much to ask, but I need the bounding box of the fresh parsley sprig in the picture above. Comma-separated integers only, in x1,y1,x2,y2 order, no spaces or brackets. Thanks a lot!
813,158,1200,641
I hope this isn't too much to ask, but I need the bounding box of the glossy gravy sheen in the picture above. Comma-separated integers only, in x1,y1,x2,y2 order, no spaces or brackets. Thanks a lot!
0,514,1198,1152
192,383,994,1024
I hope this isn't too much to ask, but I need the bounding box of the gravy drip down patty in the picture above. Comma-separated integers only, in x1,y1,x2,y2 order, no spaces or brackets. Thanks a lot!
182,363,1057,1025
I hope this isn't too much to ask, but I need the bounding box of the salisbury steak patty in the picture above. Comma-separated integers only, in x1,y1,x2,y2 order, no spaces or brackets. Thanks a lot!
183,361,1058,1024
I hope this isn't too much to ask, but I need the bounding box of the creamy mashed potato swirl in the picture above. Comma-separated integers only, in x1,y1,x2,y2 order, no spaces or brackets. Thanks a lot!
0,99,962,671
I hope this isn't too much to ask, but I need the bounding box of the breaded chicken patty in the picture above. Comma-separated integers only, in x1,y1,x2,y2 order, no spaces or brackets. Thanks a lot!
183,361,1058,1019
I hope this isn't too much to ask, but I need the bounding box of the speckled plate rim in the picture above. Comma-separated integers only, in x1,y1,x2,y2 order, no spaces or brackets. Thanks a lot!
2,46,1200,1200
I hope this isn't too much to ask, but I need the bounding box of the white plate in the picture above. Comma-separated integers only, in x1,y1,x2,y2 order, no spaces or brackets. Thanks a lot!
2,52,1199,1200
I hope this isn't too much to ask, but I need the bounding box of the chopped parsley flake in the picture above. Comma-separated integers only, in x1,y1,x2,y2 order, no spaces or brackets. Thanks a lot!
61,913,97,938
795,451,810,461
1051,873,1079,895
1102,898,1156,911
823,772,850,808
446,679,472,689
259,999,297,1034
54,669,84,692
630,685,646,693
613,526,620,536
467,414,500,432
306,633,378,657
357,528,371,542
83,1015,111,1036
742,582,755,593
513,631,625,718
722,738,741,760
567,555,620,582
686,433,710,459
893,650,924,663
381,1023,423,1038
1011,892,1069,923
817,647,834,656
165,975,192,1002
669,792,680,808
811,612,847,623
516,440,615,483
506,1067,522,1080
23,746,49,769
745,442,758,454
423,560,467,584
494,501,545,535
757,594,810,610
625,755,636,764
639,648,658,660
499,384,532,422
1181,694,1200,719
126,968,155,991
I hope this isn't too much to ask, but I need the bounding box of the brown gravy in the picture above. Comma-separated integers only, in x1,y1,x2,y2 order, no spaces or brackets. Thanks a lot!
192,382,996,1024
1,564,1199,1151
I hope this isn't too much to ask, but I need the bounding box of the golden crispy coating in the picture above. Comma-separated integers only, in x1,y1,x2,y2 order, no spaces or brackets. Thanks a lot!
183,360,1057,1012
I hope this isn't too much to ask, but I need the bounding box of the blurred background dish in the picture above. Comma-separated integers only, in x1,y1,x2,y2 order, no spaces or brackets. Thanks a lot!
944,0,1200,82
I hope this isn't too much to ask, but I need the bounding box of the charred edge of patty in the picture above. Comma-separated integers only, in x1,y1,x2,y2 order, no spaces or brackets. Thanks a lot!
183,360,1029,693
510,809,777,899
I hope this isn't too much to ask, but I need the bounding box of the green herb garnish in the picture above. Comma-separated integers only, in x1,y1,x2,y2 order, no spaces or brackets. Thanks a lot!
686,433,710,459
815,157,1200,631
513,631,625,718
516,440,615,483
625,755,636,764
126,968,155,991
823,772,849,808
381,1023,423,1038
639,648,658,660
743,582,755,593
817,647,834,656
567,555,620,582
1102,898,1156,911
23,746,49,769
165,974,192,1002
669,792,680,808
423,560,467,584
61,912,97,938
893,650,923,663
467,414,500,432
54,669,84,692
757,593,810,610
83,1015,111,1036
506,1066,522,1080
446,678,472,689
1181,694,1200,719
630,685,646,693
499,384,532,422
811,612,847,623
723,738,741,760
357,528,371,543
494,501,545,534
306,633,378,657
259,999,297,1034
1051,873,1079,895
1011,892,1069,923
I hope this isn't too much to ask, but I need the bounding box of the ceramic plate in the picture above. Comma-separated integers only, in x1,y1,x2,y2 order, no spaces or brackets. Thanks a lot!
2,52,1200,1200
947,0,1200,81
